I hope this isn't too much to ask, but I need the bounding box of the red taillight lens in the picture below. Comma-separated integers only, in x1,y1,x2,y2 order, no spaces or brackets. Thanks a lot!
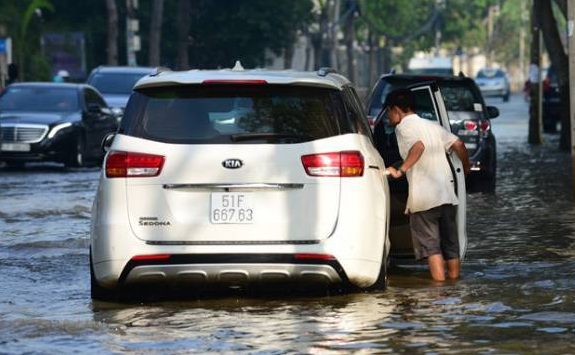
106,151,165,178
543,78,550,92
294,254,335,260
202,79,268,84
301,151,364,177
464,120,478,131
479,119,490,132
131,254,171,261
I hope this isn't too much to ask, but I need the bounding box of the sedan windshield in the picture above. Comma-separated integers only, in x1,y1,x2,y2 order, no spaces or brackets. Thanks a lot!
0,87,79,112
89,73,149,95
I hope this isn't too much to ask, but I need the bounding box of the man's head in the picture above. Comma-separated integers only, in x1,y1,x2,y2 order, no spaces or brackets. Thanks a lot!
384,88,416,127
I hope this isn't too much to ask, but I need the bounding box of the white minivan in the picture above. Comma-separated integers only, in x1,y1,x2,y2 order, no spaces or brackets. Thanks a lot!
90,67,465,300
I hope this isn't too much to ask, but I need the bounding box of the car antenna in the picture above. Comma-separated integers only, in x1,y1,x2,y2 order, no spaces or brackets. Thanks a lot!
232,60,245,71
389,68,396,74
458,71,466,78
318,67,338,77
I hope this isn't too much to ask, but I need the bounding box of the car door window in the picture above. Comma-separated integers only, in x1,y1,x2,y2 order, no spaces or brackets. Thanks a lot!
410,87,440,122
342,87,372,140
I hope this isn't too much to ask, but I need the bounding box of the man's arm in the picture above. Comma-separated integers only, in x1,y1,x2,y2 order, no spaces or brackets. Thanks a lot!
449,138,471,175
386,141,425,178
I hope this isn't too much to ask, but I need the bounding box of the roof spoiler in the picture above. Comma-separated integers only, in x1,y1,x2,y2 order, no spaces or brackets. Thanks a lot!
149,66,171,77
317,67,338,77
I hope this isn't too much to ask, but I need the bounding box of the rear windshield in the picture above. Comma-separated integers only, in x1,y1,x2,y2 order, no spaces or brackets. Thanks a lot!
477,69,505,79
120,85,349,144
368,78,483,117
88,72,150,95
0,86,79,112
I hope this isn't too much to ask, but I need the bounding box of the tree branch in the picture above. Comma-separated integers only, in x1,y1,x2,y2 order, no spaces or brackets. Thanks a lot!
539,0,568,86
553,0,566,18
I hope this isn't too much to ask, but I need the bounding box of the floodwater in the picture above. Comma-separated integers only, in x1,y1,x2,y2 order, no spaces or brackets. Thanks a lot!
1,95,574,355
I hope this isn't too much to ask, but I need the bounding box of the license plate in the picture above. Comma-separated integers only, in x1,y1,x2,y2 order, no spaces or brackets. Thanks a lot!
210,192,254,224
1,143,31,152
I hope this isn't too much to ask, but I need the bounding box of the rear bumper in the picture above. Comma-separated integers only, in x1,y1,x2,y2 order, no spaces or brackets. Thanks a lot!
118,254,346,287
479,88,507,97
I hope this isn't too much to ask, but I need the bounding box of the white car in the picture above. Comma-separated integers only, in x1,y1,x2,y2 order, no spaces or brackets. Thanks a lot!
90,66,392,300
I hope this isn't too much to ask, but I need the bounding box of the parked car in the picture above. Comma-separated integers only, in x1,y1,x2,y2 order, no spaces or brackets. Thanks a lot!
366,73,498,193
475,68,511,102
364,76,468,260
90,67,400,300
86,66,156,117
0,82,118,167
542,66,561,133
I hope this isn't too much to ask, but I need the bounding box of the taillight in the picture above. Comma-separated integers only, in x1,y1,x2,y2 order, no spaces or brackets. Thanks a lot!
131,254,171,261
479,119,490,132
294,254,335,260
464,120,478,131
301,151,364,177
202,79,268,84
543,77,550,92
106,151,165,178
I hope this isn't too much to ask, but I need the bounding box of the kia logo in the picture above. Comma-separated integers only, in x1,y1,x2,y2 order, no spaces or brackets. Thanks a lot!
222,159,243,169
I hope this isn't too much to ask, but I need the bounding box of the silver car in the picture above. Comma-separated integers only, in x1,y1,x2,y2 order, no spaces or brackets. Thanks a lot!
475,68,511,102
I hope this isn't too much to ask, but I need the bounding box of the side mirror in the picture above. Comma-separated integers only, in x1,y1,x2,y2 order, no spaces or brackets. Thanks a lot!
101,133,115,153
88,104,102,114
486,106,499,119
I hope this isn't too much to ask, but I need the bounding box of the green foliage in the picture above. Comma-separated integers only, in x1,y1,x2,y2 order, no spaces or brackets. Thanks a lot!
184,0,313,68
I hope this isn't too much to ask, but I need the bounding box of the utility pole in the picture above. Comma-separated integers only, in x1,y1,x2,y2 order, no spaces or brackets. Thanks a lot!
568,0,575,198
528,0,542,145
126,0,140,66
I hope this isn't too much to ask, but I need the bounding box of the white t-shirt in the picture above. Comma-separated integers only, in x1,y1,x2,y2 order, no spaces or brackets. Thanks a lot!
394,113,459,214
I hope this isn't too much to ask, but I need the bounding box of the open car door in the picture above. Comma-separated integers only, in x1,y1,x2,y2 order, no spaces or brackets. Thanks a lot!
373,83,467,260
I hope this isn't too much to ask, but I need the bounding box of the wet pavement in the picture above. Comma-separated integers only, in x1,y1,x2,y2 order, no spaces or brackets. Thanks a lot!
1,94,574,354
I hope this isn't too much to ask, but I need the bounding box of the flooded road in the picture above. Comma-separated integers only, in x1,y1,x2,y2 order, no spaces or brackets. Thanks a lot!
1,95,574,354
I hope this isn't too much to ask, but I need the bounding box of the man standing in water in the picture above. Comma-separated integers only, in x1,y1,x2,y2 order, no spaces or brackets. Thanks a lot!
384,88,471,281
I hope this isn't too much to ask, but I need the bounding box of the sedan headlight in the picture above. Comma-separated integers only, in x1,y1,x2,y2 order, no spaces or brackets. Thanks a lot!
47,122,73,139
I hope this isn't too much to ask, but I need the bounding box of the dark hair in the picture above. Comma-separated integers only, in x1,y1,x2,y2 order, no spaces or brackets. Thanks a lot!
383,88,415,112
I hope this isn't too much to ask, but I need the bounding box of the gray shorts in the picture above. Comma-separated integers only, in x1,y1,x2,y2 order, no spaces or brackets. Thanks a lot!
409,204,460,260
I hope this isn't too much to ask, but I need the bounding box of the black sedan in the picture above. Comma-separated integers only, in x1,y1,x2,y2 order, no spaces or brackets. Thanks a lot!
0,83,118,167
366,74,499,192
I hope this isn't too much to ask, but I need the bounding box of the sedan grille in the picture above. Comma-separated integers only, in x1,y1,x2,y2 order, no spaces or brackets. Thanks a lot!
1,124,49,143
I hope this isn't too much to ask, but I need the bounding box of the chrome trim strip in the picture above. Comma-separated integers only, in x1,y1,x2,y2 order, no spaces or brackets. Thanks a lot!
146,239,321,246
1,123,49,143
163,183,305,191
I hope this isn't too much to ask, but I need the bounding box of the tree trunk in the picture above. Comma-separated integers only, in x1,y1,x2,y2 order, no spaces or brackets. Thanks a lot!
148,0,164,67
176,0,191,70
284,44,294,69
529,0,542,145
539,0,570,150
343,8,355,83
329,0,341,70
106,0,118,65
367,28,377,90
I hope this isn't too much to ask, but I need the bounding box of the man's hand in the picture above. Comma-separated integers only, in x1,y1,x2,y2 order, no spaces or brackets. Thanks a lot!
385,166,403,179
451,139,471,175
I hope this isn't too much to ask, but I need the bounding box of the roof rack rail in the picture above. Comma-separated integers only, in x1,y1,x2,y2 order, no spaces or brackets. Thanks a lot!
317,67,338,77
150,66,171,76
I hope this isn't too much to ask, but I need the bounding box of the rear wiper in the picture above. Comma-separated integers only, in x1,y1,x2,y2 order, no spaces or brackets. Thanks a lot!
230,133,310,143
